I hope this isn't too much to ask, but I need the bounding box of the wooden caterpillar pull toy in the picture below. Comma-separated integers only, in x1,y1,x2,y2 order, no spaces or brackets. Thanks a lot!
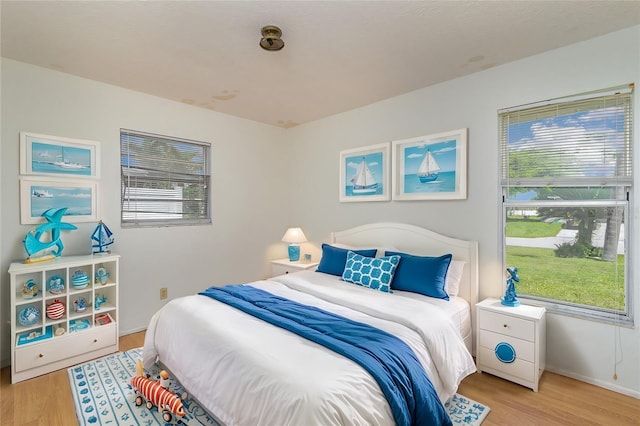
131,360,186,422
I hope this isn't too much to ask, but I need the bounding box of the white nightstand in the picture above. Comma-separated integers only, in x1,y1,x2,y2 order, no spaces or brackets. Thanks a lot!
476,297,546,391
270,258,319,277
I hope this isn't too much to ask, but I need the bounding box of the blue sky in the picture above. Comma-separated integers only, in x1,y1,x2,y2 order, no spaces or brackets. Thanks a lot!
509,108,623,143
508,106,626,178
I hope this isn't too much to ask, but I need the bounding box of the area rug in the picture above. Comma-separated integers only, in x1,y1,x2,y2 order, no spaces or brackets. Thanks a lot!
69,348,489,425
68,347,220,425
444,392,491,425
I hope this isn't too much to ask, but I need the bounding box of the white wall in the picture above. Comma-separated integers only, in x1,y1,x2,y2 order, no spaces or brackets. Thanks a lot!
0,59,290,365
285,26,640,397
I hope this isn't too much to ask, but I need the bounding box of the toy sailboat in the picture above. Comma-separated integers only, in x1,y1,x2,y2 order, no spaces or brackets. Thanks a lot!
91,220,114,254
24,208,78,263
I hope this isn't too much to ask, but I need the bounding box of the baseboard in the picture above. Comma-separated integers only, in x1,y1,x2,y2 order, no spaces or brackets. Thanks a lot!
120,326,147,336
546,365,640,399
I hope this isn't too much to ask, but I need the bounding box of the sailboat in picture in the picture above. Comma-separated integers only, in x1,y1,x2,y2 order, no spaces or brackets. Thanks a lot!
417,149,440,183
351,157,378,194
54,147,86,170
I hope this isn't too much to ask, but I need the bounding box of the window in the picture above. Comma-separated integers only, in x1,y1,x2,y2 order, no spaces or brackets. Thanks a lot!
499,85,633,324
120,129,211,227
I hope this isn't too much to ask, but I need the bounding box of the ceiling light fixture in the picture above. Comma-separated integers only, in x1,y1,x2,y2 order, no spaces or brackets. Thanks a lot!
260,25,284,51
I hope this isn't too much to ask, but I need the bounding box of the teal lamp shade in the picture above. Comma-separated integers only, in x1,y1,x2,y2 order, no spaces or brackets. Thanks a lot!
282,227,307,262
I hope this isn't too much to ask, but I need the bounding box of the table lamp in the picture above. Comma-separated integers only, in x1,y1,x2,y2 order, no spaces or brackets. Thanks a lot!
281,227,307,262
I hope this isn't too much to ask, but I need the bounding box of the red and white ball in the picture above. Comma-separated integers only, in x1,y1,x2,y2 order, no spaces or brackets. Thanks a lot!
46,299,65,320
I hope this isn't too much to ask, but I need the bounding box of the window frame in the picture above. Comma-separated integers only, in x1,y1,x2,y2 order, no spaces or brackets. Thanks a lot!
498,86,634,326
500,199,632,325
120,129,211,228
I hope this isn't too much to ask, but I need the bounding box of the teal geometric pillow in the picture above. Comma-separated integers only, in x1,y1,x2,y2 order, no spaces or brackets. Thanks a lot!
341,251,401,293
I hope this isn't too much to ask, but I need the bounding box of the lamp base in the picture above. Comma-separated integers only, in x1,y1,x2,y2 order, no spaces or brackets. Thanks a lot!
288,244,300,262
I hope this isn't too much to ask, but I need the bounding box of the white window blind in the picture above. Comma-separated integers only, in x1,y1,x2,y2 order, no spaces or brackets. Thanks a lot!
121,129,211,227
500,85,633,188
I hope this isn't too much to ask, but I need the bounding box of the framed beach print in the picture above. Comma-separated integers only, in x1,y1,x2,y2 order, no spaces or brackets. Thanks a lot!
339,143,390,202
20,178,99,224
392,128,467,200
20,132,100,179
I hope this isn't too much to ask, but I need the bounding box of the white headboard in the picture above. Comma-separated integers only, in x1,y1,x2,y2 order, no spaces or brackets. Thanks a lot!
331,222,479,351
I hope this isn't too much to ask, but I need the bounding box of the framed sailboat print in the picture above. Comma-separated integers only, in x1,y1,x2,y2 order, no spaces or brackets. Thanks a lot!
339,143,390,202
391,128,467,201
20,132,100,179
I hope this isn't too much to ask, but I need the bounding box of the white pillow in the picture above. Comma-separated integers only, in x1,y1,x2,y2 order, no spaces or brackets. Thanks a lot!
330,243,361,250
331,243,395,258
445,260,466,297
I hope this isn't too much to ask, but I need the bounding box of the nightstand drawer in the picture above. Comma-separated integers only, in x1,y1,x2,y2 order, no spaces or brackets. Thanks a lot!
479,309,535,342
478,346,536,383
270,259,319,278
271,264,295,276
479,329,535,363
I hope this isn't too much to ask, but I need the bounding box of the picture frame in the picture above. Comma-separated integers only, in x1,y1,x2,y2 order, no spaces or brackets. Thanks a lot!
20,132,100,179
339,143,390,202
20,178,99,224
392,128,467,201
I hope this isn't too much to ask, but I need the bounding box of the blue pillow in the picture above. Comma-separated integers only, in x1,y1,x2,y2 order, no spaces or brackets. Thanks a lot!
316,244,377,276
342,251,400,293
385,251,452,300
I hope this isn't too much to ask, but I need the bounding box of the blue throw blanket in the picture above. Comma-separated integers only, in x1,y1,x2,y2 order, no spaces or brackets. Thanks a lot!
199,285,452,426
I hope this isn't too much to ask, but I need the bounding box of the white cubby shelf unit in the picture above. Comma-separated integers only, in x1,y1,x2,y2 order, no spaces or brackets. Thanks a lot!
9,253,120,383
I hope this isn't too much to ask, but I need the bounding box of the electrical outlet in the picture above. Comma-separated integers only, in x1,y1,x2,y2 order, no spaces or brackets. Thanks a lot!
160,287,168,300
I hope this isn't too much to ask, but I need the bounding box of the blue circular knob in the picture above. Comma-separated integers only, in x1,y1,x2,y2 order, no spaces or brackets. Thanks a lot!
495,342,516,363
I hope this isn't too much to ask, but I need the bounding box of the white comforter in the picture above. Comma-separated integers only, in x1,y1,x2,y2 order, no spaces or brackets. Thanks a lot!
143,271,476,426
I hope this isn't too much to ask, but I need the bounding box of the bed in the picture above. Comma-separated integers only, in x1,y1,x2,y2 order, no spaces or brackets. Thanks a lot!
143,222,479,425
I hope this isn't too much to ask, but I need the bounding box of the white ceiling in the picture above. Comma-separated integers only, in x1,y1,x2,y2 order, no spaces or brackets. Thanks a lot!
2,1,639,128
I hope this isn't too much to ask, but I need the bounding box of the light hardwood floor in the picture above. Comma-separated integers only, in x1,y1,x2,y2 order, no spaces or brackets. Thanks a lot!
0,332,141,426
1,330,638,425
457,366,640,425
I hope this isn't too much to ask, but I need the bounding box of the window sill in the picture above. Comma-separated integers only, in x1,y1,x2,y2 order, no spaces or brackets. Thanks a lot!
518,297,634,328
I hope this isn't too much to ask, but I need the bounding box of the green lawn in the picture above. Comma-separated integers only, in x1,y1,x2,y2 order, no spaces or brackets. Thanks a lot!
506,245,625,311
506,217,562,238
